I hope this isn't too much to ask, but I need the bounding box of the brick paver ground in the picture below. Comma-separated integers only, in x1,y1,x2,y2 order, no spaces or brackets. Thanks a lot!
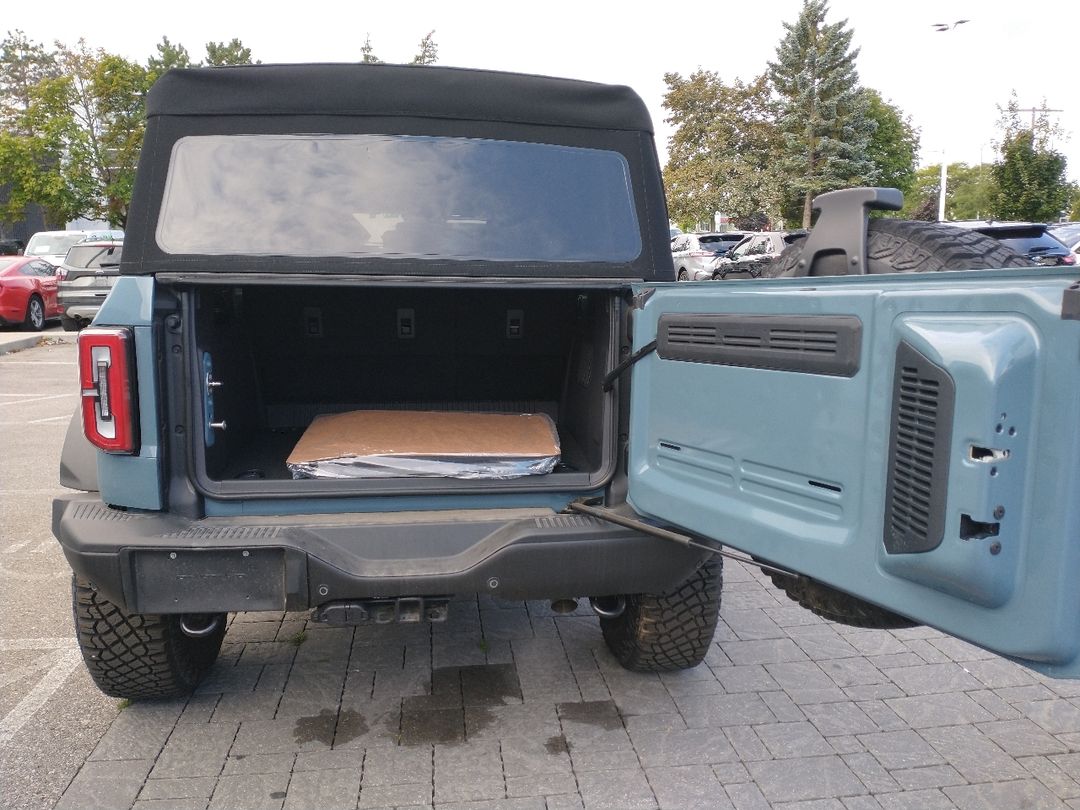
55,561,1080,809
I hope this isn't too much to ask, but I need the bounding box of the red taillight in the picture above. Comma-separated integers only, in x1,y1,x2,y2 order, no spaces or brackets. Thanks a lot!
78,327,138,454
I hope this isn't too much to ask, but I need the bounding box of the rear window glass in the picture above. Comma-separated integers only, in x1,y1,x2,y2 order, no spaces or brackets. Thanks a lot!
65,245,122,269
698,235,742,247
985,229,1065,254
25,233,86,257
157,134,642,263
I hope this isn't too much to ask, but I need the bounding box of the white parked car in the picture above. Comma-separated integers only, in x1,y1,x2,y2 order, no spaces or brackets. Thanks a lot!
24,229,124,268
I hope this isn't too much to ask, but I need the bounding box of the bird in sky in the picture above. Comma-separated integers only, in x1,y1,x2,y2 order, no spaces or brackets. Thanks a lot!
932,20,971,31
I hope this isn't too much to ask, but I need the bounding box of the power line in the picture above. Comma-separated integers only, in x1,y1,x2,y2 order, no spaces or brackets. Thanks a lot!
1016,104,1064,132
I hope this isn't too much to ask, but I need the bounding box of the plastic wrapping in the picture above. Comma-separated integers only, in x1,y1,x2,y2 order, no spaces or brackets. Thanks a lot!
286,410,561,480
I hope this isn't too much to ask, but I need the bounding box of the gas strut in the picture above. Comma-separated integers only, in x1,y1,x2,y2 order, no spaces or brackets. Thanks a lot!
567,501,796,578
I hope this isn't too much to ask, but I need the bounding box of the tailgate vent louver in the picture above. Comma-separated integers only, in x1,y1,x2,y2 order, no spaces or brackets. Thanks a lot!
883,342,955,554
657,314,861,376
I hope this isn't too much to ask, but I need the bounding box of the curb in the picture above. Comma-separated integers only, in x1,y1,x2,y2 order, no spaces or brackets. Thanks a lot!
0,333,74,356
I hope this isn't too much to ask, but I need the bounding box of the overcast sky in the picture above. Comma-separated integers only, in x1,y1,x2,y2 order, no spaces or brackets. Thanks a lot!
16,0,1080,188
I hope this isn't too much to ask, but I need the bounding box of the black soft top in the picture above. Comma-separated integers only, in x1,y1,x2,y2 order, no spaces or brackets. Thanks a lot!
147,63,654,133
124,63,673,281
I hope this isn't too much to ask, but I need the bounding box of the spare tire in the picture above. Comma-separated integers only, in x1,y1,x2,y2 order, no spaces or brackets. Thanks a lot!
766,218,1033,278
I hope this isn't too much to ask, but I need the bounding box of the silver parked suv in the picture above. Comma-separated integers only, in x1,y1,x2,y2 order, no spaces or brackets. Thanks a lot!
671,232,746,280
57,239,123,331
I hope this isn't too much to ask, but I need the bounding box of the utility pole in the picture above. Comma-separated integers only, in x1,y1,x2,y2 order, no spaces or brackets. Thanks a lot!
1016,104,1064,132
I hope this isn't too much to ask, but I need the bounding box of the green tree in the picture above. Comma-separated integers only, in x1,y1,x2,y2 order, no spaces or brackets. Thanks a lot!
861,88,919,200
205,38,256,66
0,30,59,129
361,35,381,63
1,40,150,228
411,31,438,65
148,36,195,80
991,95,1069,222
662,70,784,229
900,162,997,221
768,0,876,227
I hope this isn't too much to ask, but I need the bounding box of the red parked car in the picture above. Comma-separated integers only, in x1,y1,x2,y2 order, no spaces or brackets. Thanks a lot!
0,255,61,331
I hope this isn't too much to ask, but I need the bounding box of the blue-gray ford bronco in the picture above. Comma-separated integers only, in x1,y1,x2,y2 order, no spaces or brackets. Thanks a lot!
52,63,1080,698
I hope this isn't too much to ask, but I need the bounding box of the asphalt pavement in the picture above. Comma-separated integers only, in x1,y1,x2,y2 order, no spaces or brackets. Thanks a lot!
3,339,1080,810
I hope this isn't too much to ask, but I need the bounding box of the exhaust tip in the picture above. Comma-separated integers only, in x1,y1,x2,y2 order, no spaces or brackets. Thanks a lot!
589,595,626,619
550,598,579,615
179,614,222,638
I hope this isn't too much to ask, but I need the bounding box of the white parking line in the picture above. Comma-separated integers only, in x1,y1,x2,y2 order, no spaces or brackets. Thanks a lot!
0,649,82,745
0,638,76,651
0,361,76,366
0,648,68,689
27,415,72,424
0,394,77,408
2,538,36,554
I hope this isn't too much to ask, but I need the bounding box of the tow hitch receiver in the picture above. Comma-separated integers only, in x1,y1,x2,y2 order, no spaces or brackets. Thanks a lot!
313,596,450,626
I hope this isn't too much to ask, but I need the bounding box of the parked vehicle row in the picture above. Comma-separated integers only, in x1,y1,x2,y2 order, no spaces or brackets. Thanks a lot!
0,231,125,331
674,220,1079,282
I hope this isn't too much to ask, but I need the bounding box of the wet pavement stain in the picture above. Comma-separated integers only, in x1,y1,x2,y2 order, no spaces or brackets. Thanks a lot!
545,734,569,755
401,705,465,745
332,709,369,746
459,663,522,707
465,705,495,738
556,700,622,731
292,709,337,746
269,792,286,799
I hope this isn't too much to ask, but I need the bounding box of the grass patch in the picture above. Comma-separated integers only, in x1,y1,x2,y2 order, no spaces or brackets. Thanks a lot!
287,629,308,646
116,698,131,711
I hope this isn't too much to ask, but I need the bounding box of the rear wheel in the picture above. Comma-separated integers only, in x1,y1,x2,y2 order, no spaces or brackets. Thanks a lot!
60,315,81,332
677,268,689,281
72,575,226,699
23,295,45,331
600,558,721,671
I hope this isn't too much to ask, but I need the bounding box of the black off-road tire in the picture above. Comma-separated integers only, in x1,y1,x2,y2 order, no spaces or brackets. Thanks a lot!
72,575,227,699
766,218,1033,278
766,571,916,629
600,558,722,671
758,217,1027,629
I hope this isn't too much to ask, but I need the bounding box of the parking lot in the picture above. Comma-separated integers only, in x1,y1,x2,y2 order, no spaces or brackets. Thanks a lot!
3,338,1080,810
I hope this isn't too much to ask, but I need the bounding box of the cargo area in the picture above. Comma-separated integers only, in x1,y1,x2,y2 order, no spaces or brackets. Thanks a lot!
185,284,621,494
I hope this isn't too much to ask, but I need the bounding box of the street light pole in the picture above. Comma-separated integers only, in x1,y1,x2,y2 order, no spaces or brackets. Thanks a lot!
938,153,947,222
931,20,970,222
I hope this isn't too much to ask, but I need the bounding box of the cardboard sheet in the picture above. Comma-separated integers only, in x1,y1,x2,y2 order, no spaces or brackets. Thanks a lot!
286,410,561,479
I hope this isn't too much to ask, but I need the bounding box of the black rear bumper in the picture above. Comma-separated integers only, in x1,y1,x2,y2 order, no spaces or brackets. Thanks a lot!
52,495,708,614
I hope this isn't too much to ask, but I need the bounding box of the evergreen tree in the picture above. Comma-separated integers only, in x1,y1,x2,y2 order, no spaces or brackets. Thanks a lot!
148,36,195,80
991,95,1069,222
361,35,381,64
205,38,256,67
768,0,875,227
411,31,438,65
